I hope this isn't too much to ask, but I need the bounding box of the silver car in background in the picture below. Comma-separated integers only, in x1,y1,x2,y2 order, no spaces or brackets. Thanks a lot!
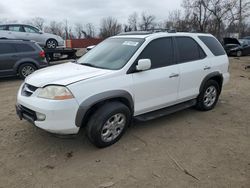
0,24,64,49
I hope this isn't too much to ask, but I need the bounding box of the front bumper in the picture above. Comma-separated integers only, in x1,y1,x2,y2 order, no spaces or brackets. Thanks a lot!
16,84,80,134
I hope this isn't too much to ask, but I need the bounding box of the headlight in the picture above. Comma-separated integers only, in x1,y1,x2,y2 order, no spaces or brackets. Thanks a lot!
38,85,74,100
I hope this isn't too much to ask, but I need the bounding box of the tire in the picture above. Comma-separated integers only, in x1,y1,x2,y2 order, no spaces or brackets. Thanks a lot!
196,80,220,111
236,50,242,57
86,102,131,148
18,63,37,79
46,39,58,49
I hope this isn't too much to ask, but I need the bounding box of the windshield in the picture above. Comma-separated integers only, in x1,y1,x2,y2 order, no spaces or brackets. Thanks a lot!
78,38,144,70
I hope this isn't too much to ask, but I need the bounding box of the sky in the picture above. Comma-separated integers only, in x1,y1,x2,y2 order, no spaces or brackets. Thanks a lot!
0,0,182,27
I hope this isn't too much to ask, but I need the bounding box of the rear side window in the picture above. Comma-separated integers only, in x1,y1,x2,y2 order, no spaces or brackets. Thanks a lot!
15,43,35,52
8,25,24,32
0,43,16,54
198,36,226,56
175,37,206,63
137,37,174,69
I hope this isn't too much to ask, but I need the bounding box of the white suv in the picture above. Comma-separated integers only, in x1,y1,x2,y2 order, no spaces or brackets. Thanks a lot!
16,31,230,147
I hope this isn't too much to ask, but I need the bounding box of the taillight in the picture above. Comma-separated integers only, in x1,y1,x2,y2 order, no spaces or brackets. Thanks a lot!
39,51,45,59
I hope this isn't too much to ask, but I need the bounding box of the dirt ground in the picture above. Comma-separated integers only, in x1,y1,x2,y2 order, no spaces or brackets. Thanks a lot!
0,57,250,188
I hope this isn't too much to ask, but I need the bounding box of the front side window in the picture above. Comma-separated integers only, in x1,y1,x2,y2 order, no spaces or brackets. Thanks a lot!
175,37,206,63
8,25,24,32
0,43,16,54
24,26,39,33
78,38,144,70
137,37,174,69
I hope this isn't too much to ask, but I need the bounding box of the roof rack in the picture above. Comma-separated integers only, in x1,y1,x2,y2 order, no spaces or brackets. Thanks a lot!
119,28,177,36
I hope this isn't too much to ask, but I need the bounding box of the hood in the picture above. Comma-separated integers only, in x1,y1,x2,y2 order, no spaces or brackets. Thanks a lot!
25,62,113,87
223,38,241,45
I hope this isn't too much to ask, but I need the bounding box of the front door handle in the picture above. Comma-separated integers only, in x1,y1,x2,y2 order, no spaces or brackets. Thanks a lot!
204,66,211,70
169,73,179,78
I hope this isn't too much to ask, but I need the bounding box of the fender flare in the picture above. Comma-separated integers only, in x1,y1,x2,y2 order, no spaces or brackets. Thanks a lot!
75,90,134,127
199,71,223,93
13,59,38,73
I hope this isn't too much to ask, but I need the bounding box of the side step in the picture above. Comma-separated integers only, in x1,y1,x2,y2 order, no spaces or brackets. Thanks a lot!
134,99,197,121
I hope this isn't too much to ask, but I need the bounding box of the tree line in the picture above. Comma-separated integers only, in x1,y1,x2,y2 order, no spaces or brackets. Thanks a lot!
1,0,249,40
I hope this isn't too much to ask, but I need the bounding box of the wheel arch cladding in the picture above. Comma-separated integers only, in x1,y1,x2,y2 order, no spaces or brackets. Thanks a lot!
199,72,223,94
75,90,134,127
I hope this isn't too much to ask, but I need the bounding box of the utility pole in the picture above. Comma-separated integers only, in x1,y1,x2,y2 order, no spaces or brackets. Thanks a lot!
239,0,242,38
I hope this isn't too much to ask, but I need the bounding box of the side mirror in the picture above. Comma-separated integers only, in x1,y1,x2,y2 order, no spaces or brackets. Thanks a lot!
39,31,43,34
136,59,151,71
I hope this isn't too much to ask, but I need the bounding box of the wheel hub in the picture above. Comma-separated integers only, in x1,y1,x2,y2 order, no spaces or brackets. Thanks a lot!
101,113,126,143
203,86,217,107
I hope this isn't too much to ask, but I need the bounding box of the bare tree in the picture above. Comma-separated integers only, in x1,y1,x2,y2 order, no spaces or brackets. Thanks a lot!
128,12,139,31
83,23,95,38
139,12,156,30
44,21,64,38
99,17,122,38
201,0,239,39
182,0,212,32
30,17,45,31
75,23,83,39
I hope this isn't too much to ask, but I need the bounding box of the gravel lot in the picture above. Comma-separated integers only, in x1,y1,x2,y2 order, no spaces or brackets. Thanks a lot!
0,57,250,188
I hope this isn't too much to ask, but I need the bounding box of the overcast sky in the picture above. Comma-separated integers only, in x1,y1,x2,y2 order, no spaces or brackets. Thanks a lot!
0,0,182,27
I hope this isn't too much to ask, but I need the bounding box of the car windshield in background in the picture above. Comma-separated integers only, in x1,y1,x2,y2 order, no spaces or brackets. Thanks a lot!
78,38,144,70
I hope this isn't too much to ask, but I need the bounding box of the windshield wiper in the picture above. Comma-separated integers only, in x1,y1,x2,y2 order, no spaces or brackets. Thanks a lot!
82,63,97,68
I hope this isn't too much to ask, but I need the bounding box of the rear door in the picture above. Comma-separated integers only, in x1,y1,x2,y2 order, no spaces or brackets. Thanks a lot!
175,36,210,102
131,37,180,115
0,42,18,76
7,25,26,39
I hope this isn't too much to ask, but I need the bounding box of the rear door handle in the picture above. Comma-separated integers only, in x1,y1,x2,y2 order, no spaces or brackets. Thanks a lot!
204,66,211,70
169,73,179,78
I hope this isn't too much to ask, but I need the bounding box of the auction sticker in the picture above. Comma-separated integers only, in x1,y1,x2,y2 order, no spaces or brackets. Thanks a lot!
122,41,139,46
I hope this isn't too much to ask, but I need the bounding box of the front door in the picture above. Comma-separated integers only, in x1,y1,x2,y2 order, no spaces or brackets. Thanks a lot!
130,37,180,115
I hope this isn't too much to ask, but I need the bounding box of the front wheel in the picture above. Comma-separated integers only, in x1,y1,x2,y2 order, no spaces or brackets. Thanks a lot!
46,39,58,49
196,80,220,111
86,102,131,148
18,63,37,79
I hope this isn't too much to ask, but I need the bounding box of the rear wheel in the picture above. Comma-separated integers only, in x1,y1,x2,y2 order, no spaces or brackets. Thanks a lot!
196,80,220,111
18,63,37,79
46,39,58,49
86,102,131,148
236,50,242,57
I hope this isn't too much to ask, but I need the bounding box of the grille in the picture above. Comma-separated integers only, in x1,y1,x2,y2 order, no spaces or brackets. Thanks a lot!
21,83,38,97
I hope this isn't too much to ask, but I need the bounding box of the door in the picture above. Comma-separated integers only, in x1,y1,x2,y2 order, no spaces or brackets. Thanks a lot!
131,37,180,115
23,25,44,44
174,36,211,102
7,25,26,39
0,43,18,76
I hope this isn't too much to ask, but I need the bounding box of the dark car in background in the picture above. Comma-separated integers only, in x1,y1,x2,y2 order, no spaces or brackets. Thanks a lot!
223,37,250,57
0,39,48,79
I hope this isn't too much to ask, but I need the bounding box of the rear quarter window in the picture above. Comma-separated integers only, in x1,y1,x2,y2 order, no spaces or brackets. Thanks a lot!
0,43,16,54
198,36,226,56
14,43,35,52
